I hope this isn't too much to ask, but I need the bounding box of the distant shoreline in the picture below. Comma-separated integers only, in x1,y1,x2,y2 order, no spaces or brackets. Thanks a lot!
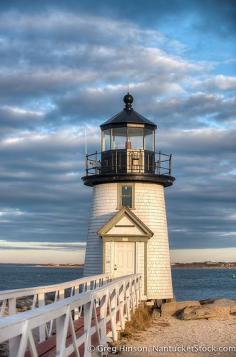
35,264,84,268
172,266,236,269
172,262,236,269
0,263,84,268
0,262,236,269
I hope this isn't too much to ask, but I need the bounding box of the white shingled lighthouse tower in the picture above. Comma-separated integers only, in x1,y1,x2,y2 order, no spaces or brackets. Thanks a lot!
82,94,175,300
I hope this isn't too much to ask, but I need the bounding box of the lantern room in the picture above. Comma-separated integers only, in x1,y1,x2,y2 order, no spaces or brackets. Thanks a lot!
100,93,156,174
83,93,173,187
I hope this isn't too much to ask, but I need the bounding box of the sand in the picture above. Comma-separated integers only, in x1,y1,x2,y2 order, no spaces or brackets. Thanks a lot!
116,315,236,357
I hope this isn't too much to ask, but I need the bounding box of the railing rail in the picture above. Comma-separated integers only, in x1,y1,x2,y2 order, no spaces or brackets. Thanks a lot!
0,274,111,318
85,150,172,176
0,274,142,357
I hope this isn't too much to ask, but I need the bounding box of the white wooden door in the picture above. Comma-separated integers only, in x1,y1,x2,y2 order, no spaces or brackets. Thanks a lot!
114,242,135,277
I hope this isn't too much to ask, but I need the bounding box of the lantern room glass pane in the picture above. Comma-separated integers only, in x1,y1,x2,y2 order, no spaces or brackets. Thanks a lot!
127,128,144,149
144,128,155,151
111,127,127,149
102,129,111,151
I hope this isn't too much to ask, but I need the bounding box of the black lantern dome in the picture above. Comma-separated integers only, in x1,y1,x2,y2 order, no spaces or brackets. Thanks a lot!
100,93,157,130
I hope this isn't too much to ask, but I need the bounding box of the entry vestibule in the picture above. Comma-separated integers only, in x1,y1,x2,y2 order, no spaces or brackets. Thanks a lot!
97,206,153,297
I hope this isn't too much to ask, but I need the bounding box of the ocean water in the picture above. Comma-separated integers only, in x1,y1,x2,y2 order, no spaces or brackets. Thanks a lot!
0,264,235,301
0,264,83,291
172,268,236,301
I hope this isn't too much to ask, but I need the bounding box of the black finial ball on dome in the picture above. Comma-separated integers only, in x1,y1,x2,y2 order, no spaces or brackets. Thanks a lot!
123,93,133,110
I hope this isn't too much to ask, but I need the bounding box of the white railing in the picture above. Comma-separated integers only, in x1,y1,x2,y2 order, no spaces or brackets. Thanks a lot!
0,274,111,317
0,274,111,344
0,274,141,357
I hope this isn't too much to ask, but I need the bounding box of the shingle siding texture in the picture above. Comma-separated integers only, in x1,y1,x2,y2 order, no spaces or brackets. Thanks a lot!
83,182,173,299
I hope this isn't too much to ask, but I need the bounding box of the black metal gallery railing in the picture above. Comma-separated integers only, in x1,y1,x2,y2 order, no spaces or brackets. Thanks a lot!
85,149,172,176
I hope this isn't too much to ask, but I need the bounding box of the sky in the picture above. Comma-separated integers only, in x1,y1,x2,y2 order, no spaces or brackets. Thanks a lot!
0,0,235,264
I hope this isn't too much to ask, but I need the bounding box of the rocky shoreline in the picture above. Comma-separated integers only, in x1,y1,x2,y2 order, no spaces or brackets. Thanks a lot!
161,298,236,320
118,298,236,357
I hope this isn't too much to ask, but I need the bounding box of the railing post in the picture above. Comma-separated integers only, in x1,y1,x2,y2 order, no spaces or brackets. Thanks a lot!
110,288,118,341
58,289,64,300
74,285,80,321
130,279,135,313
118,283,125,330
84,300,92,357
56,307,70,356
8,297,18,356
38,293,46,342
138,276,141,304
0,299,7,317
100,293,108,349
125,280,131,321
8,298,16,315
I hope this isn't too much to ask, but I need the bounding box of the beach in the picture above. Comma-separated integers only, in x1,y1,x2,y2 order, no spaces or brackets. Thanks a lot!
118,315,236,357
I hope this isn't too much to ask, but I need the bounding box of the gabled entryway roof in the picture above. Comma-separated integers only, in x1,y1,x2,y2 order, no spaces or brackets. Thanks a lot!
97,206,153,238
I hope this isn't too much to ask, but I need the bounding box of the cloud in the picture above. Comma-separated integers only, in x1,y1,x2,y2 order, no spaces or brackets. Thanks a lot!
0,240,85,264
201,75,236,91
148,93,236,127
0,240,85,250
0,3,235,260
170,247,236,263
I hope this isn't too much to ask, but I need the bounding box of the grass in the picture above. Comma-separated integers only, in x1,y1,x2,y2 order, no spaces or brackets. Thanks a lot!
120,304,153,339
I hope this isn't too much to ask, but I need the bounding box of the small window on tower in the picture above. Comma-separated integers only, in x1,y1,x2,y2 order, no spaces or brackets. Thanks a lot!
118,183,134,209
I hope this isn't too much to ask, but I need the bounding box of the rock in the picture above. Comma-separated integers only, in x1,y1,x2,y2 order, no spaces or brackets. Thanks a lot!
161,300,200,317
231,305,236,314
212,298,235,306
199,298,215,305
178,304,231,320
161,302,176,317
176,300,200,310
212,299,236,315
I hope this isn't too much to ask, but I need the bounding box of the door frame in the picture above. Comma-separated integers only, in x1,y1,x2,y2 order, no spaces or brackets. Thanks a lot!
102,236,148,295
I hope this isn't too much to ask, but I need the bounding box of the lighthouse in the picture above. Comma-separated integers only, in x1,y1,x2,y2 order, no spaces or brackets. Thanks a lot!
82,94,175,300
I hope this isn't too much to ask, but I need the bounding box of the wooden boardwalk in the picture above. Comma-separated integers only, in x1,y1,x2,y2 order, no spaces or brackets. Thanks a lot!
0,274,141,357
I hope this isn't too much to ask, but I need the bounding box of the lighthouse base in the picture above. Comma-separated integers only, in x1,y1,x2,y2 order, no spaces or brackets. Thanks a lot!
83,182,173,300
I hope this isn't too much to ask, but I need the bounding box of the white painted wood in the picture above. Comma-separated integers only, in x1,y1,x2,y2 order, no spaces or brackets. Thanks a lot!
0,273,112,349
135,183,173,299
104,241,112,274
135,242,145,298
114,242,135,278
0,274,141,357
0,274,111,317
38,293,46,342
107,215,144,235
84,182,173,300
